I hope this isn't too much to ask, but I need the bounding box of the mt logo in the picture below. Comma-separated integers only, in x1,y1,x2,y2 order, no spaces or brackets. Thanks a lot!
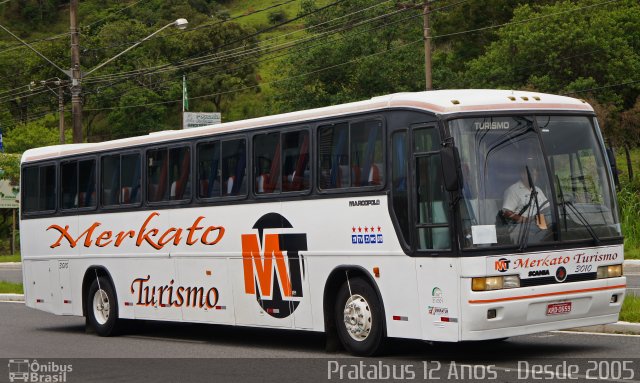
241,213,308,318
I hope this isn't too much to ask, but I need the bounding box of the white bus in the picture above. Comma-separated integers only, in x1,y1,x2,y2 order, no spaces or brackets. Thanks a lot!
20,90,626,356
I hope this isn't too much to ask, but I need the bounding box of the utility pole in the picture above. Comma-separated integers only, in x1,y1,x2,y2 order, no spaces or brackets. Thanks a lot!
58,83,65,144
423,1,432,91
398,1,432,90
70,0,83,143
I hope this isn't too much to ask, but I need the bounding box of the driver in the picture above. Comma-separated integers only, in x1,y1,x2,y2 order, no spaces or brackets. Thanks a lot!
502,164,549,225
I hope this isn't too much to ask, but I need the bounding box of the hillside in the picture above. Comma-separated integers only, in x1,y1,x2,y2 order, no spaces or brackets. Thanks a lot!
0,0,638,150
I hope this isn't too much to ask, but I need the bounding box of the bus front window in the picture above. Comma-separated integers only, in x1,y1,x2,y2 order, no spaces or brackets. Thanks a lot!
537,115,621,241
449,115,621,250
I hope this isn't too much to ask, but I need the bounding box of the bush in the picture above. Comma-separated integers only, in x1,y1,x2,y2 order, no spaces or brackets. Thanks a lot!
268,10,287,25
617,179,640,257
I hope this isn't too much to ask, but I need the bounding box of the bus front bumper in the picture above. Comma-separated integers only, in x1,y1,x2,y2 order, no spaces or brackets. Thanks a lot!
459,277,626,341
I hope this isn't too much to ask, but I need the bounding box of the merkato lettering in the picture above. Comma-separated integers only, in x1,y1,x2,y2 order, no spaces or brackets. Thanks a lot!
47,212,225,250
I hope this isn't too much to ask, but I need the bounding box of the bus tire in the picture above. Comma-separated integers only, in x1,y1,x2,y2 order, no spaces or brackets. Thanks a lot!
87,276,120,336
335,276,385,356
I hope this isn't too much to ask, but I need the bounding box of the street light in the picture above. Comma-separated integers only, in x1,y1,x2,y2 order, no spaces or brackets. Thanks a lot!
0,18,189,143
84,18,189,77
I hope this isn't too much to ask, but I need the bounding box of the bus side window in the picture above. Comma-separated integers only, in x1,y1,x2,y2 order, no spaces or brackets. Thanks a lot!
222,138,246,196
350,120,383,187
23,167,40,213
414,128,450,251
282,130,310,192
102,153,140,207
318,123,348,189
41,165,56,211
254,132,281,194
78,159,96,208
147,149,167,202
197,141,221,199
61,161,78,209
122,153,141,204
102,155,120,206
392,131,410,244
169,146,191,201
23,165,56,213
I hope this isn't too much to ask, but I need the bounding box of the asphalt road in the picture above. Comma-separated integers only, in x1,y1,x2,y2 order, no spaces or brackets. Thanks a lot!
0,263,21,284
0,302,639,383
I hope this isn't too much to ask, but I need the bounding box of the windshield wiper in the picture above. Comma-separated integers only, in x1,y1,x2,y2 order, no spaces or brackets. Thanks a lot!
555,175,569,232
554,175,600,244
563,200,601,245
517,166,538,252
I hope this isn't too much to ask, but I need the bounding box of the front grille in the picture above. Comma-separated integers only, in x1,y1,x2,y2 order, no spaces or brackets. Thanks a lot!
520,272,597,287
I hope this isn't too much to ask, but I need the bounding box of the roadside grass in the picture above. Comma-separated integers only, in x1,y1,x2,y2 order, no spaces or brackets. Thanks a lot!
0,254,20,263
226,0,305,29
0,281,23,294
619,295,640,323
618,180,640,260
626,248,640,260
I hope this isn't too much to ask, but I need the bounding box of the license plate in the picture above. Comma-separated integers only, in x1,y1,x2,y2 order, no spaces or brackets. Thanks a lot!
546,302,572,316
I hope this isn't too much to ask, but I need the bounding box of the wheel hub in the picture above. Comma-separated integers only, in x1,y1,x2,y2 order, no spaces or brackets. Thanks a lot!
343,294,372,341
93,289,110,325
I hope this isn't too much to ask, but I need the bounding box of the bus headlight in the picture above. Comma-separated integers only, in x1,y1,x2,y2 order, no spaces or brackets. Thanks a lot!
472,275,520,291
597,264,623,279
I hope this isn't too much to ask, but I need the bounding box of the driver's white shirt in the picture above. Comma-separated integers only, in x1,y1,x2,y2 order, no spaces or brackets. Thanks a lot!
502,180,548,217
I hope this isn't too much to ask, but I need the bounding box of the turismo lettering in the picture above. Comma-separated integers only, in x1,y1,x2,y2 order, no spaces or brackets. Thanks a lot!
130,275,219,309
574,252,618,263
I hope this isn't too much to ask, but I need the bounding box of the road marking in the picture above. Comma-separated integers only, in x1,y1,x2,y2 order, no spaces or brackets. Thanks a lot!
554,330,640,337
124,335,208,345
0,300,25,303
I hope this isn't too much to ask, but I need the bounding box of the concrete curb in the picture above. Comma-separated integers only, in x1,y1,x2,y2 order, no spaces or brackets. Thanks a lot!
565,321,640,335
625,260,640,273
0,293,24,302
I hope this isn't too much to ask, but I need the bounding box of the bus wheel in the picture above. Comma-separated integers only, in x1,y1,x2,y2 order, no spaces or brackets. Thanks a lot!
335,276,385,356
87,276,120,336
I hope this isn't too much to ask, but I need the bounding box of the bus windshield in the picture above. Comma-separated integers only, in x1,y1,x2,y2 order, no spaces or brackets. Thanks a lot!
449,115,621,250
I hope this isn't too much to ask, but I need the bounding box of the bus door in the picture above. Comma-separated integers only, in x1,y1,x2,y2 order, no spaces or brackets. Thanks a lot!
410,124,461,341
55,259,73,315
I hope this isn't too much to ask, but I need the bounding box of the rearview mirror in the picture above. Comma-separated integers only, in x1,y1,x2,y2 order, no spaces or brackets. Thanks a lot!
440,146,462,192
605,147,620,189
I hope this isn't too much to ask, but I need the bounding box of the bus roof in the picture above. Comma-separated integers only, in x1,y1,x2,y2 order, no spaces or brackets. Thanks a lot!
22,89,593,163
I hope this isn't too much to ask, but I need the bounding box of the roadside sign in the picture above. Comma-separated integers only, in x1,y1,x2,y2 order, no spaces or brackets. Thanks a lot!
183,112,221,129
0,179,19,208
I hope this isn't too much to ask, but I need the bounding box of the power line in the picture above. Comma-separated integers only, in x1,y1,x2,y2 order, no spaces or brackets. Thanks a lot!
84,0,349,81
82,0,147,30
84,0,404,84
80,2,419,109
83,37,424,112
82,0,301,53
563,79,640,95
0,32,69,56
84,4,420,102
430,0,621,40
82,0,627,112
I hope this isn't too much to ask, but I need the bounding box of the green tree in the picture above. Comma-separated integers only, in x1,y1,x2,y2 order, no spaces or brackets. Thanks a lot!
0,153,22,185
464,0,640,108
3,114,64,153
272,0,424,112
